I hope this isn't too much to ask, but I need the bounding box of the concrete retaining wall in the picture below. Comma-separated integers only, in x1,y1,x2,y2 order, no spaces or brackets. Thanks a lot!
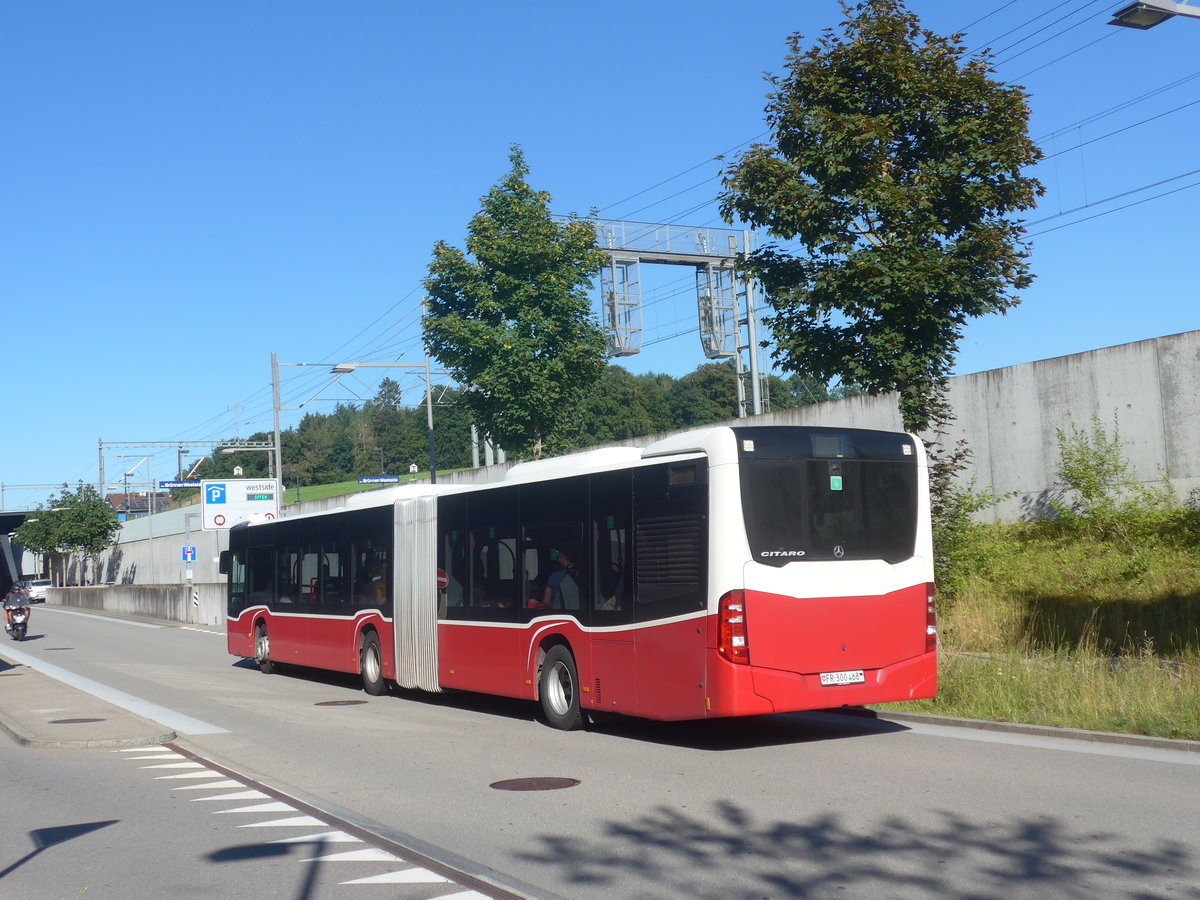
48,583,227,627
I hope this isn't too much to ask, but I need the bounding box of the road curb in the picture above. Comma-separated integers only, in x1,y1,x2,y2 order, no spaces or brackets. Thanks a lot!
0,653,177,750
855,707,1200,753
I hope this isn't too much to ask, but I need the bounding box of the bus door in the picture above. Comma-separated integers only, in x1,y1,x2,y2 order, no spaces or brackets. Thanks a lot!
588,470,636,715
632,460,709,721
393,496,440,692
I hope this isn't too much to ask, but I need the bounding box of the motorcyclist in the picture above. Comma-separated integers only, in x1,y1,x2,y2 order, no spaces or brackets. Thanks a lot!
3,585,31,633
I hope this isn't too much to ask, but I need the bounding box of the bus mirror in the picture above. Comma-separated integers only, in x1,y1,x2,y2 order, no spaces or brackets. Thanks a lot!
218,550,230,575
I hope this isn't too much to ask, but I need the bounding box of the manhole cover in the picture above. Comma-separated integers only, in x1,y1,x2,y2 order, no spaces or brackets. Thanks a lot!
314,700,368,707
48,718,106,725
490,777,580,792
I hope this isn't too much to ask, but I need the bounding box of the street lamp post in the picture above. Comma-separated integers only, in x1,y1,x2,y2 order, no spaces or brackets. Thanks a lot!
374,446,385,475
272,346,440,484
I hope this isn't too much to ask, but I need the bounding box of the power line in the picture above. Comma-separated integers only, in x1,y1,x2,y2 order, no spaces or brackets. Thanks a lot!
1030,178,1200,236
968,0,1088,55
1041,97,1200,161
958,0,1029,34
1026,165,1200,228
990,0,1111,62
1010,28,1119,81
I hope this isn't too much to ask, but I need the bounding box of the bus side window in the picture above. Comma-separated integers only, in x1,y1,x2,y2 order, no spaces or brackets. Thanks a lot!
467,487,519,617
438,495,467,613
521,476,589,620
350,505,391,614
247,545,274,606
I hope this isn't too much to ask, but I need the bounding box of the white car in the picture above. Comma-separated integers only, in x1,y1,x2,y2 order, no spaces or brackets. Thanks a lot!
23,579,51,602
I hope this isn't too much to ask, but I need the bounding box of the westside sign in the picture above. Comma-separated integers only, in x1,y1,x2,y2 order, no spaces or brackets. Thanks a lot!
200,479,280,530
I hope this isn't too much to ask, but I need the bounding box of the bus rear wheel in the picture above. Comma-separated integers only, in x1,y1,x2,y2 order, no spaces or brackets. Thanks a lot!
539,645,583,730
360,632,386,696
255,624,274,674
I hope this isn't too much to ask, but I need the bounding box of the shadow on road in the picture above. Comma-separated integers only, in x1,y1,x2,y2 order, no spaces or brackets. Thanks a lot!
0,820,119,880
518,801,1194,898
207,836,328,900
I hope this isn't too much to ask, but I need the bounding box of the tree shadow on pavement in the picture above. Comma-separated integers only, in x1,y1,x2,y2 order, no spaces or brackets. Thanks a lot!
518,801,1194,898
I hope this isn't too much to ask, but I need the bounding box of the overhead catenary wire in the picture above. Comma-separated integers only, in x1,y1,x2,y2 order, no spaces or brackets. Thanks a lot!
167,1,1196,460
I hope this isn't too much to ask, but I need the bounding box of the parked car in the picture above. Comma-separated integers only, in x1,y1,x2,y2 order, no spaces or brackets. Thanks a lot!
23,579,51,602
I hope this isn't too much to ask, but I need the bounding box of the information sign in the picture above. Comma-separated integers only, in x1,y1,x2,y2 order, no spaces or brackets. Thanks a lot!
200,479,280,530
358,476,400,485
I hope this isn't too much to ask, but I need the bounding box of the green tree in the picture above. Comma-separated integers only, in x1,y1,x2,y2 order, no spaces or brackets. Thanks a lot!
15,483,120,586
667,362,739,428
423,146,608,458
577,365,673,446
720,0,1042,434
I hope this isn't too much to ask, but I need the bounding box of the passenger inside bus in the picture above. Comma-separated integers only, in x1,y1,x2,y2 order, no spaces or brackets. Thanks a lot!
542,547,581,610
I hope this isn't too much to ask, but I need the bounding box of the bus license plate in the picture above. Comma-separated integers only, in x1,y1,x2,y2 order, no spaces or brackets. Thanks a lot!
820,669,865,686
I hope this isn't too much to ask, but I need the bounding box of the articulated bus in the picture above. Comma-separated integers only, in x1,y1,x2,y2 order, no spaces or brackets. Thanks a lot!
223,425,936,729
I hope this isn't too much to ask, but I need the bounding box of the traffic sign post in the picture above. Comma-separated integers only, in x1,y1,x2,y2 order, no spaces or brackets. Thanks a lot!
200,479,281,530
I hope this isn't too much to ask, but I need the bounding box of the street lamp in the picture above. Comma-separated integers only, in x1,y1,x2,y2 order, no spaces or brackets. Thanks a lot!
272,339,440,484
1109,1,1200,27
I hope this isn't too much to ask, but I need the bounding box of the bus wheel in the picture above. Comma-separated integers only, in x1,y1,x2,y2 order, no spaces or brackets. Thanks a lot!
255,624,274,675
539,645,583,730
360,632,385,696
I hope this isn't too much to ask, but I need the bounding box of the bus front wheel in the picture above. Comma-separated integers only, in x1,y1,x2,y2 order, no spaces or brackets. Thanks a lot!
361,632,386,696
255,624,274,675
539,645,583,730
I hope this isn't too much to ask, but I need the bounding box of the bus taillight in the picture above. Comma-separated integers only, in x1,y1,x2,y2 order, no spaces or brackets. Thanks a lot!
718,591,750,665
925,583,938,653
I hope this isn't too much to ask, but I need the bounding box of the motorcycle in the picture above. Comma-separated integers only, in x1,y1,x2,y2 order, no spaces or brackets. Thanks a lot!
7,606,27,641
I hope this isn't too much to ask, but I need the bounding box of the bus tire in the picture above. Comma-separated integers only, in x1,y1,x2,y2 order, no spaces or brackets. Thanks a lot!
255,624,274,675
361,632,386,696
539,645,583,731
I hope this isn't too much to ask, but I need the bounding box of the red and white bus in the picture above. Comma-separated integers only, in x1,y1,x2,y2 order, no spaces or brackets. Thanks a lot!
224,425,936,729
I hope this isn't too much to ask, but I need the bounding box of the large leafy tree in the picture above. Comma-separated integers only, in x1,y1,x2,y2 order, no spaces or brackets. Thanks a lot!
15,483,120,586
720,0,1042,433
423,146,608,458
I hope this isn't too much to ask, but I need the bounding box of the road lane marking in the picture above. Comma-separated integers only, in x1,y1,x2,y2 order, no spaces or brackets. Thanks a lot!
43,608,161,628
1,643,229,734
238,816,326,828
301,848,403,863
118,745,529,899
215,802,297,814
190,790,272,802
269,831,362,844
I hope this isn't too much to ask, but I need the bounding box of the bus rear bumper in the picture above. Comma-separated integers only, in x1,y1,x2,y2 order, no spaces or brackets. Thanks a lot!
706,651,937,718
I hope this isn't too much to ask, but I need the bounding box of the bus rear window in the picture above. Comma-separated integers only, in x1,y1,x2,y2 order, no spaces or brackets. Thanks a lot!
735,428,918,566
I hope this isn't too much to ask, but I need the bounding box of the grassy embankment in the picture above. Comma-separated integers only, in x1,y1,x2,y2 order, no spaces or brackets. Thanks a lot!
881,419,1200,740
883,521,1200,740
278,469,469,506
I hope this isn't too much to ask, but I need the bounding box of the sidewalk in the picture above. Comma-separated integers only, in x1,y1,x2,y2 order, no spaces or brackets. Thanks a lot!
0,652,176,749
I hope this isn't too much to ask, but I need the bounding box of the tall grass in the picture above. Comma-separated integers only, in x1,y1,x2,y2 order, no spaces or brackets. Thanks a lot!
882,415,1200,741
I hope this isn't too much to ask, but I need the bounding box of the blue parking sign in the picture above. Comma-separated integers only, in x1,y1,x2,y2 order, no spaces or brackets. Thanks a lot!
206,483,226,504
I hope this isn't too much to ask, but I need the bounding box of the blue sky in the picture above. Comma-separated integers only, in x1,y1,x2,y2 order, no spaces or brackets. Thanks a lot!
3,0,1198,505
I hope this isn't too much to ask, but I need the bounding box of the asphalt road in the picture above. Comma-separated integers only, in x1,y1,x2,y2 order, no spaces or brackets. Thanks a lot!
3,607,1199,899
